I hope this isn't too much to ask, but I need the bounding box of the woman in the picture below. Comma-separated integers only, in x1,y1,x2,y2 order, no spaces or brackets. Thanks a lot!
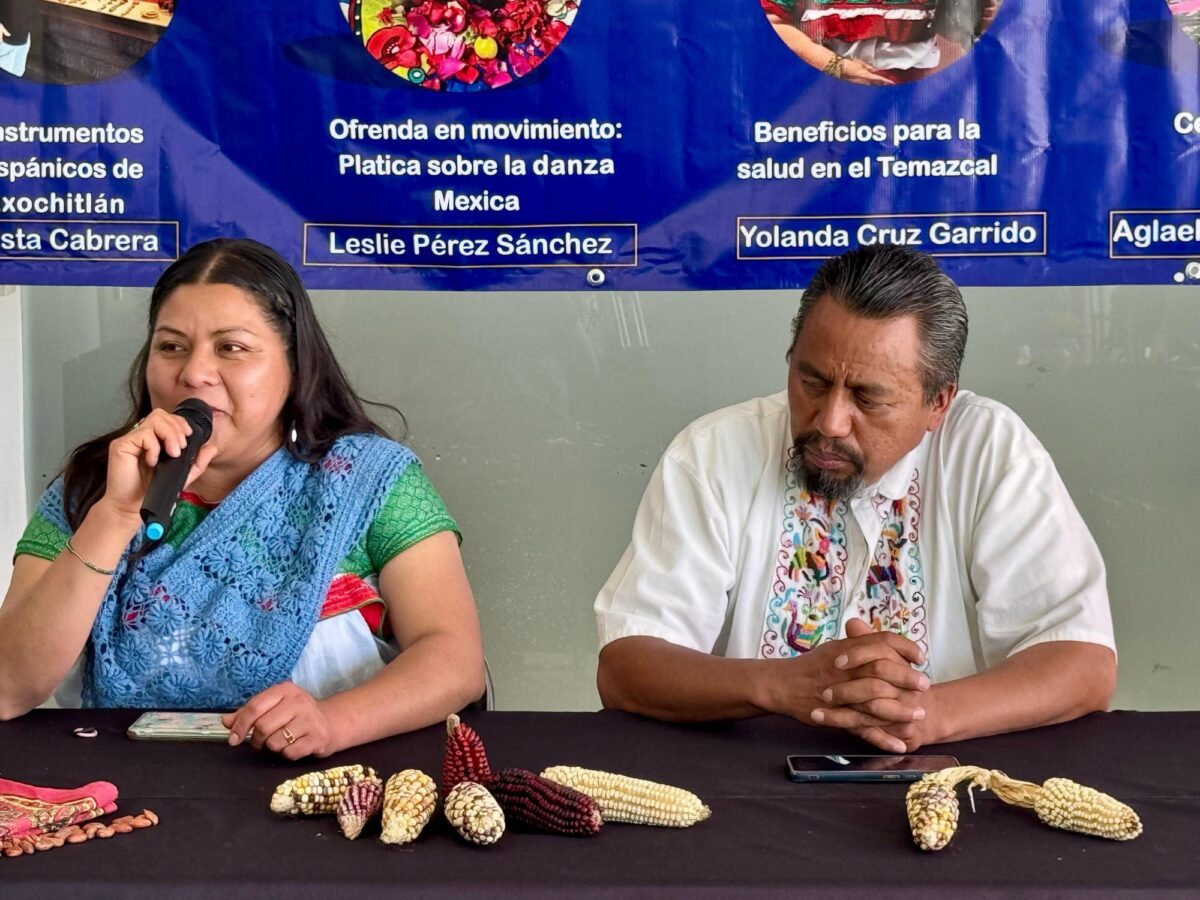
761,0,1000,86
0,238,486,758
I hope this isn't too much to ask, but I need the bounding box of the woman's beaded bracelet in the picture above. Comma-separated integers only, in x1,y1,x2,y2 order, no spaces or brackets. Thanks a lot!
65,540,117,577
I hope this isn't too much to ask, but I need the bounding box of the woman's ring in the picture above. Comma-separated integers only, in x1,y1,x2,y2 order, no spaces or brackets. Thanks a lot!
282,726,296,745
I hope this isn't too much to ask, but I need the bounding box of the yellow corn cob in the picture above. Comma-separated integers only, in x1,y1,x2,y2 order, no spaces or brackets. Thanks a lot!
905,777,961,851
540,766,710,827
444,781,506,846
269,764,378,816
380,769,437,846
1031,778,1142,841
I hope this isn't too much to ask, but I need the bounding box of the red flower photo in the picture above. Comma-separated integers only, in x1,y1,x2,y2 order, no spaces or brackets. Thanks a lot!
346,0,580,91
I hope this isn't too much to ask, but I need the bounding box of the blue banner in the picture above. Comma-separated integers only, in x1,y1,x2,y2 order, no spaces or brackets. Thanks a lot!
1,0,1199,289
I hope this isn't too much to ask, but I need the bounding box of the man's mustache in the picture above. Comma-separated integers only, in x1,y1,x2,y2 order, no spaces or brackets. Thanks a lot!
791,433,865,469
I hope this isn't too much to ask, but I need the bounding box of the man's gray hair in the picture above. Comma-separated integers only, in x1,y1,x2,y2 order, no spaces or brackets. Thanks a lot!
790,245,968,403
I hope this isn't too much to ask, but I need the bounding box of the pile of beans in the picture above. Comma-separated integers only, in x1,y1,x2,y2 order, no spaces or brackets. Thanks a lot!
0,809,158,858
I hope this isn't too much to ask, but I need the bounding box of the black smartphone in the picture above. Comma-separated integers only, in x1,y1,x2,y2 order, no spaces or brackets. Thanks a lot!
786,753,959,782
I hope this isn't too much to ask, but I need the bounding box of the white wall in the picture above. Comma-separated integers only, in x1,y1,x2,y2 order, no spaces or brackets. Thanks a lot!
0,286,26,605
16,283,1200,711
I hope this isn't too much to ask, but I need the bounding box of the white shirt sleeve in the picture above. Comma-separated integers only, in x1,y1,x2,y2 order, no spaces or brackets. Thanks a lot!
966,438,1116,668
290,613,397,700
595,455,736,654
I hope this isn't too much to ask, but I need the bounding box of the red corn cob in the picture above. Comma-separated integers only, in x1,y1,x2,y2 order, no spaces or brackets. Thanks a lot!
443,714,493,793
336,776,384,840
488,768,603,836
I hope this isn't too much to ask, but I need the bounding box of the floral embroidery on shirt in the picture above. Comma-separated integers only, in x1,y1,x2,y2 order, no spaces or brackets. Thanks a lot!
856,476,928,661
761,468,927,661
760,471,849,656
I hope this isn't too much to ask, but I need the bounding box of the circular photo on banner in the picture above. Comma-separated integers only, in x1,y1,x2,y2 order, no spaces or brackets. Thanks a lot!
345,0,580,91
1167,0,1200,42
0,0,176,84
759,0,1002,86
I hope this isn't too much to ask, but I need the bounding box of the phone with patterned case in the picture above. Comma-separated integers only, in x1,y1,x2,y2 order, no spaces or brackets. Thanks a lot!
127,711,231,741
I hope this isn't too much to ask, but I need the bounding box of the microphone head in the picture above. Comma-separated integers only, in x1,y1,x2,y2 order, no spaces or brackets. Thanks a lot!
174,398,214,443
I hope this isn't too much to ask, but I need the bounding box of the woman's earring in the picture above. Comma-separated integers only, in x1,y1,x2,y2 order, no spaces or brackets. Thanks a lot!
289,425,298,444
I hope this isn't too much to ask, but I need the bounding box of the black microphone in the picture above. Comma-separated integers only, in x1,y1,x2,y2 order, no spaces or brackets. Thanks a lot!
139,398,213,542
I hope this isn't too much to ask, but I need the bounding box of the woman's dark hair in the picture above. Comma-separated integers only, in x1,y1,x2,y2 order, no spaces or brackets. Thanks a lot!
60,237,400,529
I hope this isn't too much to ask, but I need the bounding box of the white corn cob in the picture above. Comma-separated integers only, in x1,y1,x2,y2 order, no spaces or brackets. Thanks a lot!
1032,778,1142,841
444,781,505,846
269,764,378,816
380,769,437,846
540,766,709,827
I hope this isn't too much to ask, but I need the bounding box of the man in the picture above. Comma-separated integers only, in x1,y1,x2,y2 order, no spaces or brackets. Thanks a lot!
595,245,1115,752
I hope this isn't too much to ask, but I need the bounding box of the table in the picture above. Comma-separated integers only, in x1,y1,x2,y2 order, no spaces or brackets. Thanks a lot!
1,709,1195,897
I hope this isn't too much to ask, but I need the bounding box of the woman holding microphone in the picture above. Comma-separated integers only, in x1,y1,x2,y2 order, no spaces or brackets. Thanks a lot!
0,238,485,758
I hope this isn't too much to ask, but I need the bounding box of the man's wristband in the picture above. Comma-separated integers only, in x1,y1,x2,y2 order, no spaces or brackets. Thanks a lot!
65,540,117,577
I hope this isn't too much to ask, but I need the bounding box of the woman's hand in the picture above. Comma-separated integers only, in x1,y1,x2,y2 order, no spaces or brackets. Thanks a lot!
837,58,894,86
222,682,340,760
100,409,218,521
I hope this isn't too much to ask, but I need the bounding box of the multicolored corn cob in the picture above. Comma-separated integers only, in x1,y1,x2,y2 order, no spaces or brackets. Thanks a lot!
906,776,961,851
380,769,437,846
488,768,603,836
336,776,384,840
444,781,505,846
540,766,710,827
269,764,378,816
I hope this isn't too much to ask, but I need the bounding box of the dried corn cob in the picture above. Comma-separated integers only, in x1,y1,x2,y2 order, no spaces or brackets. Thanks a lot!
269,764,378,816
906,775,964,851
540,766,710,828
444,781,505,846
336,776,384,840
990,773,1142,841
443,714,493,793
906,765,1142,851
488,768,603,836
380,769,437,846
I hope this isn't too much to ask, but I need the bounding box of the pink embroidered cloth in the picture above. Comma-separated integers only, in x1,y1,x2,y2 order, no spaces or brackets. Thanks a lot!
0,777,118,842
1171,0,1200,14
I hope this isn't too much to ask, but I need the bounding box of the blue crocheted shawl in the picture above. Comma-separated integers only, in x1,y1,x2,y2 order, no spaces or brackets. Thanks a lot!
41,434,416,709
